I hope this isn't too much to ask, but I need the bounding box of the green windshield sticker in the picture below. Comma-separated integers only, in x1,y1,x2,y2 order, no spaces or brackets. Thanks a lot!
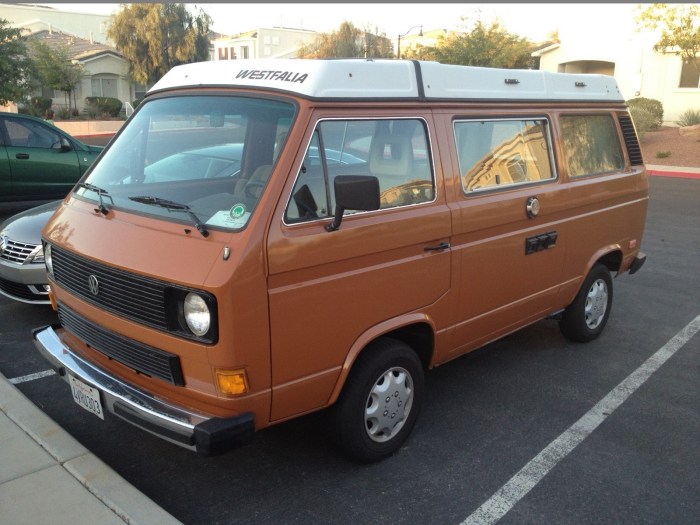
230,204,246,218
206,207,251,229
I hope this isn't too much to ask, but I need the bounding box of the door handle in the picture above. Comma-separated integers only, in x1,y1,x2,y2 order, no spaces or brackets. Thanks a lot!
424,242,450,252
15,153,29,160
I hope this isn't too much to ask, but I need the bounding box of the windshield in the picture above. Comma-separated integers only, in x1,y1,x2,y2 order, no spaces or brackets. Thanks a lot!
78,95,295,231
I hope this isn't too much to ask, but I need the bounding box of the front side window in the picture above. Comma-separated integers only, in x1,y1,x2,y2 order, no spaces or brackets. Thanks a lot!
560,114,624,177
80,95,295,231
3,118,61,149
455,118,555,193
284,118,434,223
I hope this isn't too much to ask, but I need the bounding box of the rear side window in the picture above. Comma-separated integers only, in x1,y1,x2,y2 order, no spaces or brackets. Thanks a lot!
454,119,555,193
560,114,624,177
285,118,434,223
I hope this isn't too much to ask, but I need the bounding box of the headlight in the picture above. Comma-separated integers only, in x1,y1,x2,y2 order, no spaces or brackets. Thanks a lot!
44,243,54,277
183,292,211,336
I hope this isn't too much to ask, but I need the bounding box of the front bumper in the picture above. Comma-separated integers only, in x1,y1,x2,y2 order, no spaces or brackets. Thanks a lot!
32,324,254,455
0,260,50,304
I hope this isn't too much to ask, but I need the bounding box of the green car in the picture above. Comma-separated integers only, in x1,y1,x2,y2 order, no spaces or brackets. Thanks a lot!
0,112,103,202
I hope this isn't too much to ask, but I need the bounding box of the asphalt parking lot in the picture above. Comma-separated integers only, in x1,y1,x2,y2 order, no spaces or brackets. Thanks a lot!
1,175,698,524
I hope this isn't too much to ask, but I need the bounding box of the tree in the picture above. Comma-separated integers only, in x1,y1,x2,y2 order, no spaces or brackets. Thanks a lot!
0,18,32,105
637,3,700,73
422,18,535,69
107,3,212,86
298,21,393,59
29,41,84,110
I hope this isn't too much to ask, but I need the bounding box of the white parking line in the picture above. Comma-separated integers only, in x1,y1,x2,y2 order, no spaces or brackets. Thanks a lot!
9,369,56,385
462,314,700,525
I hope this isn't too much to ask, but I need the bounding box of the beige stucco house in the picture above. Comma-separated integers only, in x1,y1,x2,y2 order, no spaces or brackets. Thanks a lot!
532,4,700,124
1,3,137,113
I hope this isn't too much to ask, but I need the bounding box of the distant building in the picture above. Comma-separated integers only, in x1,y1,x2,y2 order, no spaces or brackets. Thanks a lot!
0,3,112,44
1,3,137,113
532,5,700,124
213,27,318,61
28,29,133,114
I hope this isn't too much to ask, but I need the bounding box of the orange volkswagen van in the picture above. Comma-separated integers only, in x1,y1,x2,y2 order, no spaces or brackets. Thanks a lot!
34,59,647,462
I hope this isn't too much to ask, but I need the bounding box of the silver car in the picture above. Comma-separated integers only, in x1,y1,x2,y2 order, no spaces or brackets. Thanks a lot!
0,201,59,304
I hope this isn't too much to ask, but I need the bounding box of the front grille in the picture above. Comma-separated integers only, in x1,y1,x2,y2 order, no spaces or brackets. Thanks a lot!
1,238,42,264
0,276,47,301
51,245,169,330
619,114,644,166
58,303,185,385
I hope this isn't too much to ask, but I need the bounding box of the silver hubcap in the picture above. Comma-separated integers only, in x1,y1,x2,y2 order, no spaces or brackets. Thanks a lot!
364,367,414,443
584,278,608,329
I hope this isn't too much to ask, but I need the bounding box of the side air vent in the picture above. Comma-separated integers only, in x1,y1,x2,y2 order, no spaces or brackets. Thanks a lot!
619,114,644,166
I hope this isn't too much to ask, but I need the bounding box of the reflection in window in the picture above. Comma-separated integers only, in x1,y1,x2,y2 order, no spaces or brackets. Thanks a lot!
4,119,61,149
455,119,554,192
560,115,624,177
285,119,434,223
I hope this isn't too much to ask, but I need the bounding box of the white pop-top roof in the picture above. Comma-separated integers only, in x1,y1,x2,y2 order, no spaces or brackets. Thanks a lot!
149,59,624,102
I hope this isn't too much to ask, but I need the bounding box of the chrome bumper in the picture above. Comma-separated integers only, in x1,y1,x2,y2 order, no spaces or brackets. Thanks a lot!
32,324,254,455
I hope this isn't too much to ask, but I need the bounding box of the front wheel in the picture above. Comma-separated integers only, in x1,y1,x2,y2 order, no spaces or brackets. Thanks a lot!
559,264,613,342
330,338,424,463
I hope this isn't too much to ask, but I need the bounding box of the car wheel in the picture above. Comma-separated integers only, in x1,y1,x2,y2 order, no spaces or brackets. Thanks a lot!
560,263,613,342
330,338,424,463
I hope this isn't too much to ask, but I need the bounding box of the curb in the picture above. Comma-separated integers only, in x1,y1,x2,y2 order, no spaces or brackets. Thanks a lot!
0,371,182,525
646,165,700,180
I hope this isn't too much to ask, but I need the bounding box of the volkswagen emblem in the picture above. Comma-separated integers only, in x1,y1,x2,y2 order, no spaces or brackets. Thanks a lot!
88,274,100,296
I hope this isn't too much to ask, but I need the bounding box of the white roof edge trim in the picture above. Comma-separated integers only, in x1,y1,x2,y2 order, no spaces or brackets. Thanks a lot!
149,59,624,102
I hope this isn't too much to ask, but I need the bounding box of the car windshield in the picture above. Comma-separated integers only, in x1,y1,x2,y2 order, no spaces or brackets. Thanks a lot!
77,95,295,231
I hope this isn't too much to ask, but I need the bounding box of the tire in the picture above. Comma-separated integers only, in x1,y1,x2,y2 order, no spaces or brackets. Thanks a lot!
559,263,613,342
330,338,424,463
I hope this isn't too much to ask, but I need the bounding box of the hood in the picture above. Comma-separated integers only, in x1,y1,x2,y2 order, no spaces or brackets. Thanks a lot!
0,201,61,244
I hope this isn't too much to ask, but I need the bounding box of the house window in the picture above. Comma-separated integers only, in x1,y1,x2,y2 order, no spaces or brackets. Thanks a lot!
679,58,700,88
91,75,118,98
241,46,249,59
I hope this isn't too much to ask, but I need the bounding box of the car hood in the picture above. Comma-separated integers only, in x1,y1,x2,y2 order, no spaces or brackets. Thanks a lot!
0,201,61,244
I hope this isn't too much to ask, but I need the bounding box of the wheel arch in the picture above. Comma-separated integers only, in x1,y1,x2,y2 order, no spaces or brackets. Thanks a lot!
327,314,435,406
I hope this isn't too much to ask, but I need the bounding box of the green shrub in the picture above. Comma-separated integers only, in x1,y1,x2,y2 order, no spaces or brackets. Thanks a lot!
655,151,671,159
629,106,656,140
132,98,143,109
677,108,700,127
21,96,53,117
84,96,123,118
627,97,663,129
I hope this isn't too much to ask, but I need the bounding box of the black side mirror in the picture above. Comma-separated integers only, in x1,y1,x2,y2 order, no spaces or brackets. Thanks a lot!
325,175,380,232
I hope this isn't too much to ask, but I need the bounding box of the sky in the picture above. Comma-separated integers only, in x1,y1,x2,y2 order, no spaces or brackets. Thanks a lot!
50,2,637,43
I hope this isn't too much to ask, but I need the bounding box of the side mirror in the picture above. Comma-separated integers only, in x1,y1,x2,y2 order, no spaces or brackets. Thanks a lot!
325,175,380,232
53,137,73,152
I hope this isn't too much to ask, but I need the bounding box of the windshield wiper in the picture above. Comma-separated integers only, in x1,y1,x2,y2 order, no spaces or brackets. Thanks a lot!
128,195,209,237
77,182,113,215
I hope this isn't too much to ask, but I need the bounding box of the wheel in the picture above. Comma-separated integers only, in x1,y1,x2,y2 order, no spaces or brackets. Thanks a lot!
559,263,613,342
330,338,424,463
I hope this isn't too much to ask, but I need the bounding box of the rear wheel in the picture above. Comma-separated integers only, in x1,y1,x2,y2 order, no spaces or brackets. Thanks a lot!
330,338,424,463
559,264,613,342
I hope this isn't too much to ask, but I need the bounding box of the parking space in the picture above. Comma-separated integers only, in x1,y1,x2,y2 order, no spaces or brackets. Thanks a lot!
1,176,698,524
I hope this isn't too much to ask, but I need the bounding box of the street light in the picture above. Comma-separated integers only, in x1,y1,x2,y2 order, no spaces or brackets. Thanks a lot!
397,25,423,60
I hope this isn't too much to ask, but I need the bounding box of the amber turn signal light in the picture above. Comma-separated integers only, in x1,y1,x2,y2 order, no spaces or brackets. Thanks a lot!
216,369,248,396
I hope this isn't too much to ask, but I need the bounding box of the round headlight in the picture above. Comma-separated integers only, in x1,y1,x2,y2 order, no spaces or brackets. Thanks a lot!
183,292,210,337
44,243,54,277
